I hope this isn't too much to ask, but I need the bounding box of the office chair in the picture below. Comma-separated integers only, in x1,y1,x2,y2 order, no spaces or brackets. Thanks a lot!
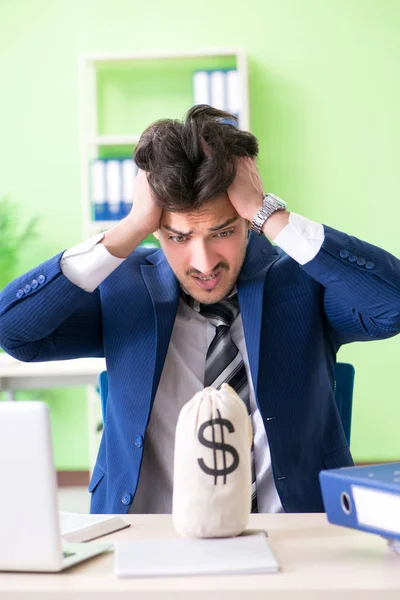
98,369,108,426
97,362,355,444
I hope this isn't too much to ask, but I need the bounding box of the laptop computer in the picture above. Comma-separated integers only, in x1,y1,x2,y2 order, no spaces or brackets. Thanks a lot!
0,401,111,572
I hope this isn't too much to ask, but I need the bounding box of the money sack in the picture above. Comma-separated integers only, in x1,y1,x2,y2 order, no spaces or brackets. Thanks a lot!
172,383,253,538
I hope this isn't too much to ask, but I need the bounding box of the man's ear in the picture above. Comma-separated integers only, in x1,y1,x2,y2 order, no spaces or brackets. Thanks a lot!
153,229,160,240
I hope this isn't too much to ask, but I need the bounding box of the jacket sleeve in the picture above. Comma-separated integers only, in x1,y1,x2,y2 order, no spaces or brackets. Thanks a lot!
300,225,400,344
0,252,104,361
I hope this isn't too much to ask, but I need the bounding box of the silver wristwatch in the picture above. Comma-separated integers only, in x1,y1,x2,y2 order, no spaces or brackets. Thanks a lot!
250,193,287,235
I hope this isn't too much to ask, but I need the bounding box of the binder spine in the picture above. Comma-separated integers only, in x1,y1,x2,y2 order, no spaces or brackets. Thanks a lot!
319,469,400,541
121,159,137,217
91,157,138,222
105,160,122,220
193,70,210,106
90,159,107,222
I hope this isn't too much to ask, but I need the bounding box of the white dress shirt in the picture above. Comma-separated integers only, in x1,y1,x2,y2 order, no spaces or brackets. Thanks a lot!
61,213,324,513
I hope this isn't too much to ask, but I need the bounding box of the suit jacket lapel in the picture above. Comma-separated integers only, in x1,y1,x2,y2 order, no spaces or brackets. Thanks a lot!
238,233,280,398
141,251,180,399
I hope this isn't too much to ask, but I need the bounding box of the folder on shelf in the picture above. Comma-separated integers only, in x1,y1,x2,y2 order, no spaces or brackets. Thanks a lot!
105,160,122,220
193,70,210,106
209,70,225,110
226,69,240,122
90,160,107,221
122,159,137,215
192,69,240,126
319,462,400,541
91,158,137,222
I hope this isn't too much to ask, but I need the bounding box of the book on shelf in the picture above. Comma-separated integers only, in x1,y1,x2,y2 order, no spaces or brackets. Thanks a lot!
90,159,107,221
59,511,130,543
90,158,137,222
210,70,225,110
105,160,121,219
193,68,240,124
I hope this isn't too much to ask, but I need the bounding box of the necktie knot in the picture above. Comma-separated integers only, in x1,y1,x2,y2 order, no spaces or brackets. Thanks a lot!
182,290,239,329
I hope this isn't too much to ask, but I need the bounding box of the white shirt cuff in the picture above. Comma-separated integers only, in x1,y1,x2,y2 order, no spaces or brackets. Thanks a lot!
61,233,126,293
273,212,324,265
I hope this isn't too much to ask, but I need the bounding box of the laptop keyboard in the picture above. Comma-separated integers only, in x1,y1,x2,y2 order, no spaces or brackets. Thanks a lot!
63,550,76,559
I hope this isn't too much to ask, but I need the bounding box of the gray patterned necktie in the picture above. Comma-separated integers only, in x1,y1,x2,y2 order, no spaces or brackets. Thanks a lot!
183,291,258,513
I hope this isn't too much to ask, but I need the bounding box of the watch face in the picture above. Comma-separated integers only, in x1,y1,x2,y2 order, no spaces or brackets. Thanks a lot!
267,193,286,209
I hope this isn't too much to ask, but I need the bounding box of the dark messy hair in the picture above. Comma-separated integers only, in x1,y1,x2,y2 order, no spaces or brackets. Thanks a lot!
134,105,259,211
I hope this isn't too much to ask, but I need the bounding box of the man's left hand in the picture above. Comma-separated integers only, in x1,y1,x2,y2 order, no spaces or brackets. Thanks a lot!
227,156,290,240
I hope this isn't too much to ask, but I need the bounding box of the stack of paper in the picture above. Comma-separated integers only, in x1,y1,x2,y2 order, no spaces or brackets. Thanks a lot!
114,531,279,578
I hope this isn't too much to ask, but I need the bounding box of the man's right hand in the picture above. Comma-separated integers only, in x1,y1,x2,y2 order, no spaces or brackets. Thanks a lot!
102,169,162,258
126,170,162,236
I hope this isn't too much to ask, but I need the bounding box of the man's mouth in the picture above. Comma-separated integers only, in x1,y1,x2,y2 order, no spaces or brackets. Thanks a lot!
191,271,223,291
196,273,219,281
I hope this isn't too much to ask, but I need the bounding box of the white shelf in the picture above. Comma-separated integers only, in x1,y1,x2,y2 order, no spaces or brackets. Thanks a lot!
83,47,244,64
87,134,141,147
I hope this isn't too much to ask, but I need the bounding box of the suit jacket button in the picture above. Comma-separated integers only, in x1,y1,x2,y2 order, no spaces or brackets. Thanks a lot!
339,249,349,259
24,284,31,294
356,257,366,266
38,274,46,284
348,253,357,263
135,435,144,448
365,261,375,270
121,493,132,506
16,289,24,299
31,279,38,289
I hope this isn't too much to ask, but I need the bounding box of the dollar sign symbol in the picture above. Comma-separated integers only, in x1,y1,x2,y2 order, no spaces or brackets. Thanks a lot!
197,408,239,484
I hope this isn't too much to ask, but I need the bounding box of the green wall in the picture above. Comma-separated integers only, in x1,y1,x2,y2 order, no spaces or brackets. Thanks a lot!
0,0,399,468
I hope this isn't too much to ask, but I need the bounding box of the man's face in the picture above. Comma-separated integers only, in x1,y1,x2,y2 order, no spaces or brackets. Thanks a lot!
156,193,249,304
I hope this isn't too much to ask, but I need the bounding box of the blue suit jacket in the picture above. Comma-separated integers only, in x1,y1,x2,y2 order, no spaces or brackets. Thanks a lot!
1,226,400,513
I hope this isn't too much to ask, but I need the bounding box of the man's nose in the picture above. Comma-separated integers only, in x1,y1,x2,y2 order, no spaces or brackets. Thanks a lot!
190,241,219,275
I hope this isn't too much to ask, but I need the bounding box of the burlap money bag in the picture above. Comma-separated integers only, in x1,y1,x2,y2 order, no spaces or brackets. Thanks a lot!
172,383,252,538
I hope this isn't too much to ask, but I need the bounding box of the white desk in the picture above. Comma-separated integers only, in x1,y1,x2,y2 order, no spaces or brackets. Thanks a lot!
0,354,106,464
0,355,106,400
1,513,399,599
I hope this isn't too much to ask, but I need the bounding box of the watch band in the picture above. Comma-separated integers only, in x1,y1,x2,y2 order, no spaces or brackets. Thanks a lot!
250,193,287,235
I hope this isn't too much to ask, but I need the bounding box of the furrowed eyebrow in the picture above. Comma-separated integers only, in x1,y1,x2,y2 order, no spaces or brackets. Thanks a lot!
163,216,238,237
207,216,238,232
163,225,193,236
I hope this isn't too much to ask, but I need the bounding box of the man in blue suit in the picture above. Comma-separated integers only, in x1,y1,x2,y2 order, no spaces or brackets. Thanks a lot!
1,105,400,514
